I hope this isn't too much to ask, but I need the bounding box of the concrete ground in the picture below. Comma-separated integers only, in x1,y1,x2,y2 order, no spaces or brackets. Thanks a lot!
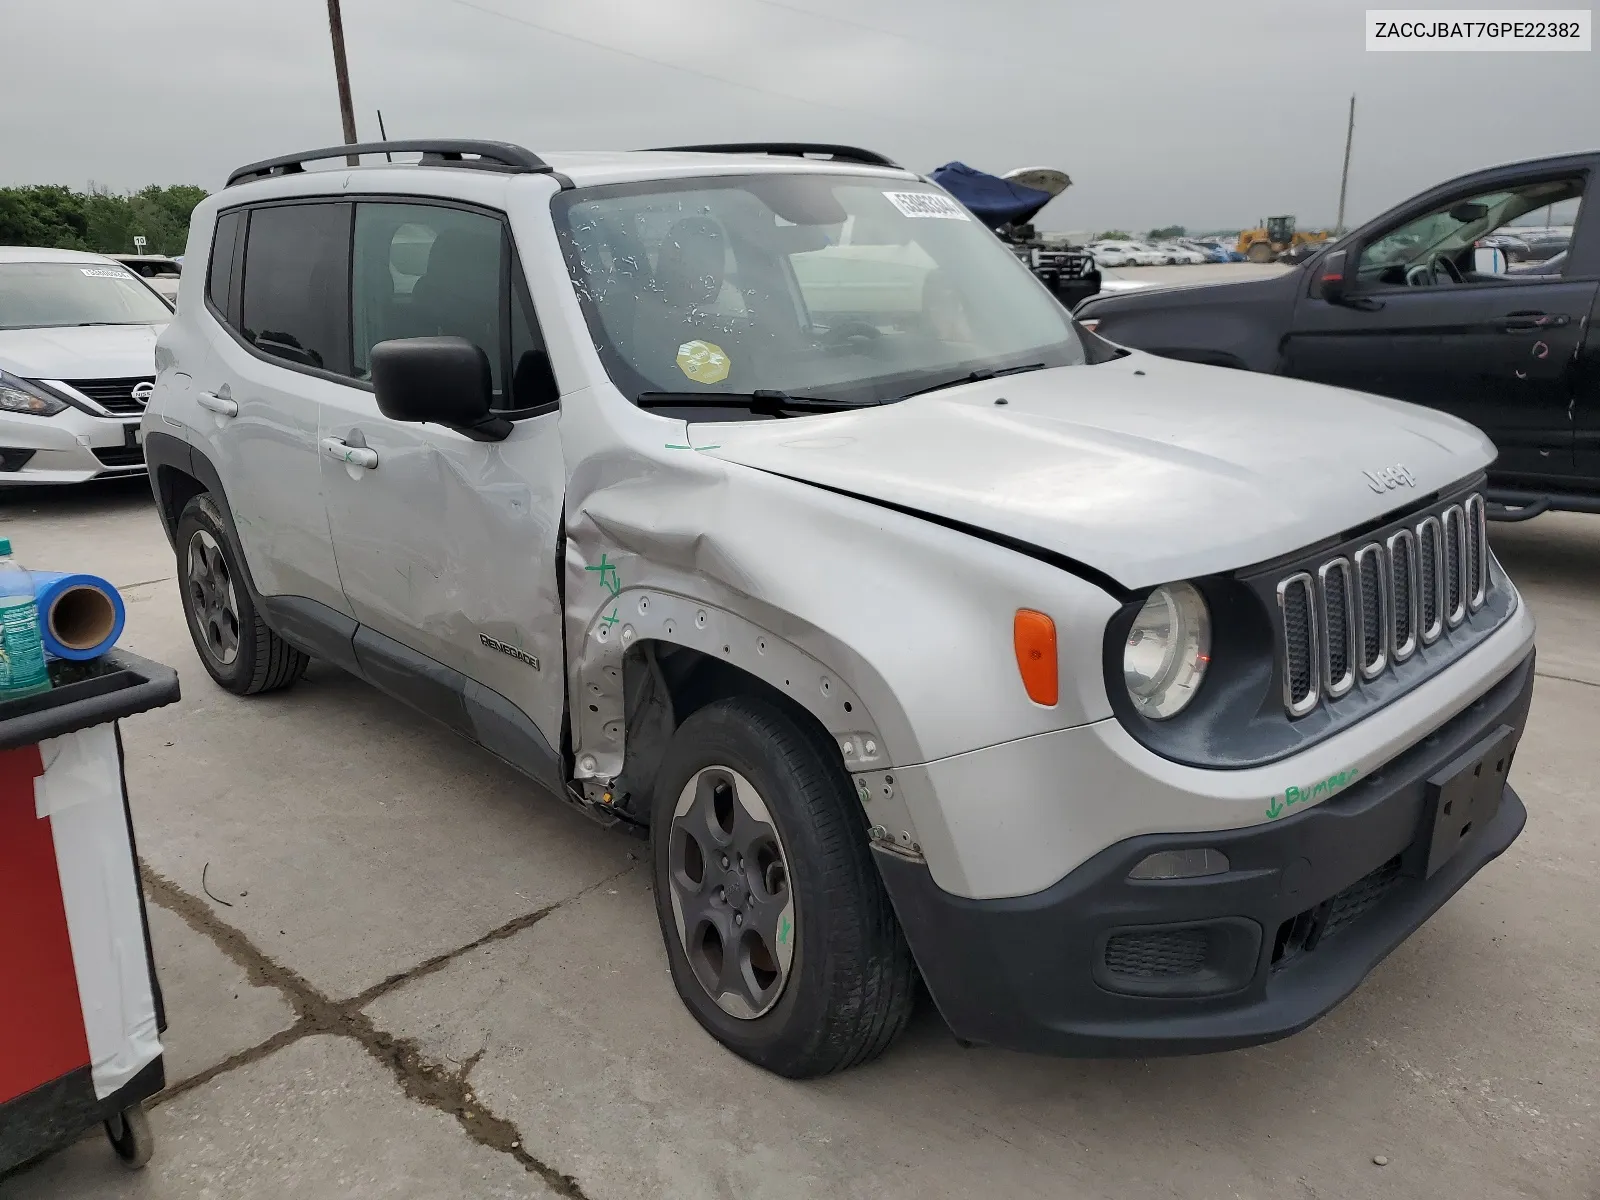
1,476,1597,1200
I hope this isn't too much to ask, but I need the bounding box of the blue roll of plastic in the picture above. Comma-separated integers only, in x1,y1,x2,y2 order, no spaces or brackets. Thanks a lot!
33,572,126,661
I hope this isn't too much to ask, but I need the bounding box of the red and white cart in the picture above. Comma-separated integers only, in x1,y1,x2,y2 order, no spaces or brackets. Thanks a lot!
0,650,179,1175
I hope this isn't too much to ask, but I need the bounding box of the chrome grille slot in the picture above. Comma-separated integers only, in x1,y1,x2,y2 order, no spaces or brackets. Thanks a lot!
1442,504,1467,628
1277,573,1319,717
1318,558,1356,699
1416,515,1443,644
1387,528,1418,663
1272,491,1490,718
1353,543,1389,680
1465,493,1487,610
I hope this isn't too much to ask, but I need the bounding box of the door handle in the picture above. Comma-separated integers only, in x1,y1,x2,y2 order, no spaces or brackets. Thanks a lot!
1497,312,1570,332
197,392,237,416
321,437,378,469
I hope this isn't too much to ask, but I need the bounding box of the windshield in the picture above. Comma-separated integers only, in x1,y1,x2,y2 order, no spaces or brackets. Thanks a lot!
552,174,1085,406
0,262,172,330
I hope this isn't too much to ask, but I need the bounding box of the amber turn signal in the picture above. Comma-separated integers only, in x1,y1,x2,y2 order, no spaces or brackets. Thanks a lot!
1013,609,1058,706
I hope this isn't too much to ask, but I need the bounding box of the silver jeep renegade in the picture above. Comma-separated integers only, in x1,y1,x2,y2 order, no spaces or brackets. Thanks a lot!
145,140,1536,1077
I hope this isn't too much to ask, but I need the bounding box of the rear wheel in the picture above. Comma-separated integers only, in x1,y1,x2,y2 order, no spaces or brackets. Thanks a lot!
1247,240,1275,264
176,494,307,695
651,696,917,1077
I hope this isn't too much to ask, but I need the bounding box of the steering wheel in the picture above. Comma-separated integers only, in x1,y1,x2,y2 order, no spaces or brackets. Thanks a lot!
820,319,884,353
1434,254,1464,284
1404,261,1436,288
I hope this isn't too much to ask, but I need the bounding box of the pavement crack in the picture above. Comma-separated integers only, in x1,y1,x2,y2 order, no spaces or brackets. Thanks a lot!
139,861,593,1198
346,861,639,1011
1534,669,1599,690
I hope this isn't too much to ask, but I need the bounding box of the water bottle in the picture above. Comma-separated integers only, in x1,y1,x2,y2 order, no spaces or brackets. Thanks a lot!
0,537,52,700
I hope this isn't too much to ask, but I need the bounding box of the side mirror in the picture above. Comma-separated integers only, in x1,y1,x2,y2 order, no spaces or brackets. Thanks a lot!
1473,244,1508,275
1315,248,1349,304
370,336,508,440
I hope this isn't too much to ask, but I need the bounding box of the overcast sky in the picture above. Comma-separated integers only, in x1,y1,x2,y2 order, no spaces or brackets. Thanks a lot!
6,0,1596,232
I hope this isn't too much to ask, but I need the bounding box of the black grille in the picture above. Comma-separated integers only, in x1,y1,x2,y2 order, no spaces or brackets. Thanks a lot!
92,445,145,468
1443,506,1464,623
1418,522,1440,636
1103,928,1208,978
1282,579,1314,707
1323,562,1350,687
1466,498,1484,606
1391,535,1415,652
1358,554,1383,670
61,376,153,415
1323,856,1404,941
1274,493,1490,717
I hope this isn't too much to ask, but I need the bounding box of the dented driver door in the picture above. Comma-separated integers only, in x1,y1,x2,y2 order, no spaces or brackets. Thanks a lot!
318,395,568,779
317,198,567,784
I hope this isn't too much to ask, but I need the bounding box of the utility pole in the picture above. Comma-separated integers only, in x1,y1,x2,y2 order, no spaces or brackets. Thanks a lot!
326,0,359,165
1335,93,1356,234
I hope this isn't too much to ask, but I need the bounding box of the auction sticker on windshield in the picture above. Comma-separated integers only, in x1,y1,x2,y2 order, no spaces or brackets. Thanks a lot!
677,339,731,384
80,267,134,279
883,192,970,220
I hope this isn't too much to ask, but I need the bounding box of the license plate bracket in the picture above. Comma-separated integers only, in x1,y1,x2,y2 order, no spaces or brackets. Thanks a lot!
124,423,143,448
1412,725,1514,879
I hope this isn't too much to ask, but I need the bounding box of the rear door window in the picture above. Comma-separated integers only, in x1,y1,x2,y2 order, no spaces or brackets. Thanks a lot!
239,202,352,374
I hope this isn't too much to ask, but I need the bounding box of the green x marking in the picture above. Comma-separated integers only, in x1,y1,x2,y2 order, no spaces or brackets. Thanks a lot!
584,553,621,597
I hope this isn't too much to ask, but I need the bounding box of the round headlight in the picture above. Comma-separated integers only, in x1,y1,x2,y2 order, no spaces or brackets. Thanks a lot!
1123,583,1210,719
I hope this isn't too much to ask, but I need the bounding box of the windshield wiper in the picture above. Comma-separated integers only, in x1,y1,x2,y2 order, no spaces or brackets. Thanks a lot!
898,362,1049,400
636,390,868,417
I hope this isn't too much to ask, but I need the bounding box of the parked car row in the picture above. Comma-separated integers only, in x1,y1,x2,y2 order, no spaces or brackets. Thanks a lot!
1090,238,1245,267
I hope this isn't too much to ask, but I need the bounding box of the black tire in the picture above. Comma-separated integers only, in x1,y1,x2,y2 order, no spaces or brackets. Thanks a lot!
650,696,917,1078
176,493,308,695
1247,240,1275,264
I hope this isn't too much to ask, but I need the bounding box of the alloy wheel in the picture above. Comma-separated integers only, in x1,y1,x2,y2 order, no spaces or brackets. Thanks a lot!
186,529,240,666
666,766,796,1019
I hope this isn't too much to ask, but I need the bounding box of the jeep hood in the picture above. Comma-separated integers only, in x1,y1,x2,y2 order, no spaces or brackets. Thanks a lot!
696,353,1494,592
0,323,165,381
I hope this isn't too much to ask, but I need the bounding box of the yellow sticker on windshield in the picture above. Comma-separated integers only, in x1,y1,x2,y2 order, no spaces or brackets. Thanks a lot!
676,340,730,384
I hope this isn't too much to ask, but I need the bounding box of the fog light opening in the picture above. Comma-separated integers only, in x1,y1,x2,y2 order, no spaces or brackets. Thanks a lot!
1127,847,1230,881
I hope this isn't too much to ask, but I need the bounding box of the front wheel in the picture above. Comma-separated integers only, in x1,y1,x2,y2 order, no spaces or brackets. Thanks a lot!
651,696,917,1077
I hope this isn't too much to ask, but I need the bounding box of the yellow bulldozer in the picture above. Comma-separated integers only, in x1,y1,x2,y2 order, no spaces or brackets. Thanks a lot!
1237,216,1331,263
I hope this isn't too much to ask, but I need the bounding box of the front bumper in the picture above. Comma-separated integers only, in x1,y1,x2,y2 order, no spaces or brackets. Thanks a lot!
877,649,1535,1057
0,409,145,484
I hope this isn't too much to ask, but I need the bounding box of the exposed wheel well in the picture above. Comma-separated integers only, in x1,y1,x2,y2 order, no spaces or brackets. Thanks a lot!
614,640,841,827
153,464,208,540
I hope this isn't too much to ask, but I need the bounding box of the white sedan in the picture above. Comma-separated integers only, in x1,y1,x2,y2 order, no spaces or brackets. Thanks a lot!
1144,242,1204,265
1090,243,1137,268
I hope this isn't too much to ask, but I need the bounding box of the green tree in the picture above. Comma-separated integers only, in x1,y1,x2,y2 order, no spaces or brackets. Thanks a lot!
0,184,207,255
1148,225,1187,240
1094,229,1133,240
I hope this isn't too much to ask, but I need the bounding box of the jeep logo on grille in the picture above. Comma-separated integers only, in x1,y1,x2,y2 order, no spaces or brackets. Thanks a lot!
1363,464,1415,493
131,381,155,406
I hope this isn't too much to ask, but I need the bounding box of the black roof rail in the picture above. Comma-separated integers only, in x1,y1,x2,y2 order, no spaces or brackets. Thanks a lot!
226,140,551,188
649,143,903,170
